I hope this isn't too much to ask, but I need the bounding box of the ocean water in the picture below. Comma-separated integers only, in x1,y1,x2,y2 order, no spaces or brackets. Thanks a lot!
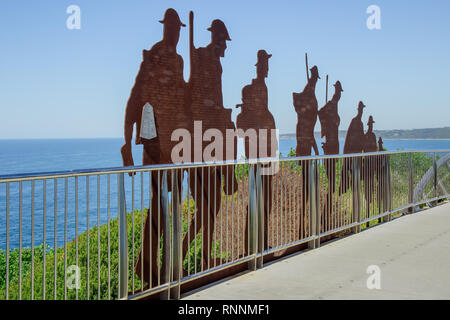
1,138,450,250
2,138,450,176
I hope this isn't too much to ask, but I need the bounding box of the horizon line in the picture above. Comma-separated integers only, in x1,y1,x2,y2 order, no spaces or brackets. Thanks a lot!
0,126,449,141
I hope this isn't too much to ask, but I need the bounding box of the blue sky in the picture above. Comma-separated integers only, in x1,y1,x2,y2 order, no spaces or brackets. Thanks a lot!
0,0,449,139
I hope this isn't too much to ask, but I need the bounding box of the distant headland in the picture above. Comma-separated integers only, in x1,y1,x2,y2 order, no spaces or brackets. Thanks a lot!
280,127,450,140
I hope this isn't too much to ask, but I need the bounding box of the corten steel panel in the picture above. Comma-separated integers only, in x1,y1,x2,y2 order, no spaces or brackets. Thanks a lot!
236,49,277,255
120,9,239,288
117,8,383,298
318,81,343,235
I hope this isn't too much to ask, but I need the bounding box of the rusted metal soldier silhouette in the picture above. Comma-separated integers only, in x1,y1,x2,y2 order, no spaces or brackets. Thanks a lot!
236,50,277,253
339,101,366,194
319,81,343,158
318,81,343,228
120,8,189,288
364,116,377,152
293,64,320,236
378,137,384,151
294,65,320,157
377,136,388,217
363,116,378,226
182,12,238,271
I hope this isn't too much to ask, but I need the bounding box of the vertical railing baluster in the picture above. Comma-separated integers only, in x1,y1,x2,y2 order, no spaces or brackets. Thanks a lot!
213,167,216,267
287,162,291,244
160,170,170,300
352,157,361,233
19,181,23,300
140,172,144,293
275,163,282,247
171,169,182,299
97,175,101,300
219,166,222,266
247,164,257,271
86,177,90,300
31,181,35,300
193,169,197,275
179,169,184,294
308,160,320,249
256,164,264,268
131,173,135,295
64,178,68,300
386,153,392,221
201,167,204,271
187,169,191,275
283,162,286,243
408,152,414,213
158,170,161,287
296,161,303,240
149,172,152,288
107,174,111,300
43,180,46,300
210,167,213,268
118,173,128,300
54,179,57,300
75,176,79,300
6,183,10,300
240,164,245,258
231,165,235,262
433,152,438,207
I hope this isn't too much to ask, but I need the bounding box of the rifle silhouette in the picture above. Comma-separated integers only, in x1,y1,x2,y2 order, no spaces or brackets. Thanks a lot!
305,52,309,81
189,11,194,73
304,52,319,156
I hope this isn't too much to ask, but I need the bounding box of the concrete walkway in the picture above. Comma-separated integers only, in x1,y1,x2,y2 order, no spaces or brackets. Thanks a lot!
183,202,450,300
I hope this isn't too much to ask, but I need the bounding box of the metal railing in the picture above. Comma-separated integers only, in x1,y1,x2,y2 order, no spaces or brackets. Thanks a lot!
0,150,449,300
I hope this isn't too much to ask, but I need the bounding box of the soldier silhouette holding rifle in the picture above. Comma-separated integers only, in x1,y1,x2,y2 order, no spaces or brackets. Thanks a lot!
181,12,238,272
293,56,320,236
294,64,320,157
236,50,277,254
318,80,343,229
319,80,343,188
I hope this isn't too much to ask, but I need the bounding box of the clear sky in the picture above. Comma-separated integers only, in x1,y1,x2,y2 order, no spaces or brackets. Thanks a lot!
1,0,449,139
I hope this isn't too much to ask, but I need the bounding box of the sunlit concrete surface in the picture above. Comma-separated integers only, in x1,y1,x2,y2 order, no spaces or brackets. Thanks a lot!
183,202,450,300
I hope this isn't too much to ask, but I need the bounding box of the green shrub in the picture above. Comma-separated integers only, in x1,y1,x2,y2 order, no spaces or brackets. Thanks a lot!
0,196,229,300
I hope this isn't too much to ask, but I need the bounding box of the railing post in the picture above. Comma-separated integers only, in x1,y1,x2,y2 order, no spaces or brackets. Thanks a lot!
256,164,264,269
118,173,128,300
383,154,393,222
248,164,258,271
160,170,170,300
433,152,438,207
408,152,414,214
308,160,320,249
351,157,361,233
170,169,182,299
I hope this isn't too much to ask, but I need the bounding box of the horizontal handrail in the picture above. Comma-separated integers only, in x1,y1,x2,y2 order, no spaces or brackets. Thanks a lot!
1,149,449,183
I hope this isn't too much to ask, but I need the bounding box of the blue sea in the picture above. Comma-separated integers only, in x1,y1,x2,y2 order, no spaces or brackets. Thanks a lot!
1,138,450,250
